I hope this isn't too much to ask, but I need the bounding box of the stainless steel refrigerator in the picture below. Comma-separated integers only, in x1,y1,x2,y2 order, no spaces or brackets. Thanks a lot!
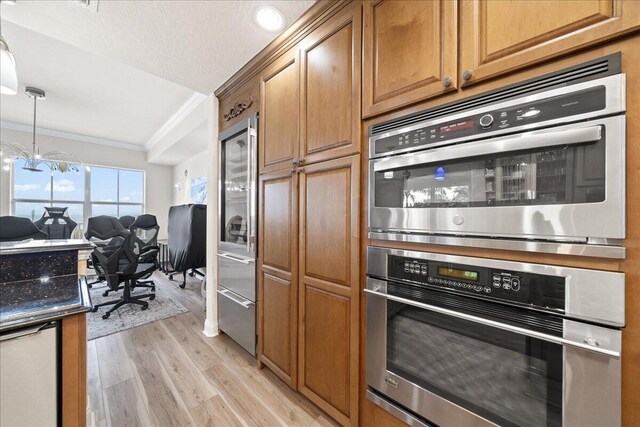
217,113,257,356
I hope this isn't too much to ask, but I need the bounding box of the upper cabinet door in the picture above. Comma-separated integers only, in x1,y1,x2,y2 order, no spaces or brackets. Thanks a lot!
362,0,458,118
259,50,300,174
459,0,640,86
300,3,362,165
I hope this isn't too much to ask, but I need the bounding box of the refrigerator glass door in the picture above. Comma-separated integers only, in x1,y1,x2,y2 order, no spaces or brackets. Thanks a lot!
221,129,251,257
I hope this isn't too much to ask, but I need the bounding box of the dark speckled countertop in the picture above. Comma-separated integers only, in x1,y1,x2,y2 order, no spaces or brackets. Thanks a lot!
0,238,93,255
0,240,93,332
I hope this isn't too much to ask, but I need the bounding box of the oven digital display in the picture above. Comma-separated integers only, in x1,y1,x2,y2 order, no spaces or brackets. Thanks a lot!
439,120,474,134
438,267,479,281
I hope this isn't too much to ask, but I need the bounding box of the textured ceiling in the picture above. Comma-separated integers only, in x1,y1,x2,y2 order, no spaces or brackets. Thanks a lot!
1,0,315,94
0,21,197,147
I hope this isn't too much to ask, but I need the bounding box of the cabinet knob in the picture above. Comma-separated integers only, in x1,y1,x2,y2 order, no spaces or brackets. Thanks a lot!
462,70,474,81
291,159,299,166
442,77,452,88
297,168,304,174
289,168,296,174
298,158,305,165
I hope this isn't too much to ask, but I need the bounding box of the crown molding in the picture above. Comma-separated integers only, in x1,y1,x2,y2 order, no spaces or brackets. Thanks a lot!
0,120,146,152
144,92,208,151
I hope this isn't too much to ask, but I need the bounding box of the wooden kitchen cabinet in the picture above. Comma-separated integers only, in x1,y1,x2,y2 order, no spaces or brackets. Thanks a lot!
259,50,300,174
258,170,298,387
362,0,458,117
298,155,360,426
300,2,362,165
459,0,640,86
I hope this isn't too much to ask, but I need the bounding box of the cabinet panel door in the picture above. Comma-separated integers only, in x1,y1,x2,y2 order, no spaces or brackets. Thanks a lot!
298,155,359,425
300,3,362,164
363,0,457,117
258,170,298,387
459,0,640,86
259,50,300,174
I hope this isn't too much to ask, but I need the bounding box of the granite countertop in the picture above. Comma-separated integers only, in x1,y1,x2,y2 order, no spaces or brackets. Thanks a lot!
0,276,92,332
0,238,94,255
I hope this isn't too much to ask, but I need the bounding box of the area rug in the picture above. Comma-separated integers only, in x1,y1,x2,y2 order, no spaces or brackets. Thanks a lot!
87,281,189,340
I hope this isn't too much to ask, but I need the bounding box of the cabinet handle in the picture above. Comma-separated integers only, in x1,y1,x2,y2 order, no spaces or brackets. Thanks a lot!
290,168,296,174
298,158,305,165
442,77,452,88
297,168,304,174
462,69,474,81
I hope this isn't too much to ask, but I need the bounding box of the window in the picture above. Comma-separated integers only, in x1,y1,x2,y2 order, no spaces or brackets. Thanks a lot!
11,160,144,227
90,166,144,218
13,159,85,225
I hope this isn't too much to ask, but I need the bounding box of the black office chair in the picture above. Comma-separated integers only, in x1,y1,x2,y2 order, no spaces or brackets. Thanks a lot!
102,214,160,297
88,217,157,319
34,207,78,239
0,216,48,242
118,215,136,229
85,216,122,289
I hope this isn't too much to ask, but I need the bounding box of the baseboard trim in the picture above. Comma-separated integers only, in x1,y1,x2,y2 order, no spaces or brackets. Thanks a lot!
203,319,219,337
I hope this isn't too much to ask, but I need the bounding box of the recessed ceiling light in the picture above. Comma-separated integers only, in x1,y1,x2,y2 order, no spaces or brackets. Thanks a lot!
255,6,284,32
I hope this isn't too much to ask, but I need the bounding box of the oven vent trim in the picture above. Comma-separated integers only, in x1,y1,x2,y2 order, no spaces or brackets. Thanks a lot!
370,53,620,136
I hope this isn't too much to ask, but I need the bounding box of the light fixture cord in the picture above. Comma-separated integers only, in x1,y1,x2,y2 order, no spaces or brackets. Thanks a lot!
32,94,37,155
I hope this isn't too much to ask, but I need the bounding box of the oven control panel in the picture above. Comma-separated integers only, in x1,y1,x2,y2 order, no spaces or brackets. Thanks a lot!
373,85,606,156
389,255,565,311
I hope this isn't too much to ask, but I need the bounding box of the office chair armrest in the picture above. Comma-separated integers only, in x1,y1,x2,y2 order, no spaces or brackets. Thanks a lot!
138,246,160,263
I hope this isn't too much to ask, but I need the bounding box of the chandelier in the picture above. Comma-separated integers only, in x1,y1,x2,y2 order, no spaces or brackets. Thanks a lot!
0,87,85,173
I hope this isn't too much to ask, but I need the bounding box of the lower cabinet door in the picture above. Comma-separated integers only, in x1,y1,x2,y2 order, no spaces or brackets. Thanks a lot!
298,155,359,426
258,170,298,387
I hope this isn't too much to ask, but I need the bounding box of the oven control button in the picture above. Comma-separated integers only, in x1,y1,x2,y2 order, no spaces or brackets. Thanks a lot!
453,214,464,225
503,283,511,290
479,114,494,128
511,278,521,291
421,268,428,275
484,287,491,293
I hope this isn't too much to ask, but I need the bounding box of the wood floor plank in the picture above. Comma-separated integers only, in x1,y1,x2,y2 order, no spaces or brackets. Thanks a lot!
238,365,319,426
204,363,285,427
161,313,224,371
130,350,195,427
86,340,105,425
310,415,341,427
189,395,245,427
120,322,157,358
96,333,134,389
103,378,152,427
148,321,217,409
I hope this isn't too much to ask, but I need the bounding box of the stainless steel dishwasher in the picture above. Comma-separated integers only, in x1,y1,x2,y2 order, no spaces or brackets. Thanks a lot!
0,321,59,427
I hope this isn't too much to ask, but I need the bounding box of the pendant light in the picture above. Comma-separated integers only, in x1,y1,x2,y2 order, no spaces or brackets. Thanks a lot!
0,35,17,95
0,87,85,172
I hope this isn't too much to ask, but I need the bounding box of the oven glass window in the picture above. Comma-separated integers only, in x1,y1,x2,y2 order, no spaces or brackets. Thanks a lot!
387,301,563,427
374,139,605,208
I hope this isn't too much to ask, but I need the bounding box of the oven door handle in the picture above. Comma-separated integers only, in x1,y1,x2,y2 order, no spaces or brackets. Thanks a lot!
364,288,620,359
373,125,602,172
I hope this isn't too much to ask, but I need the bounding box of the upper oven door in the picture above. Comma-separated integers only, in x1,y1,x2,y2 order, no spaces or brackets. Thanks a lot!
369,115,625,242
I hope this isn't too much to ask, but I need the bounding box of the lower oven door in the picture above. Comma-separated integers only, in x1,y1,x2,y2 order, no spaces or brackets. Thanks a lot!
365,278,621,427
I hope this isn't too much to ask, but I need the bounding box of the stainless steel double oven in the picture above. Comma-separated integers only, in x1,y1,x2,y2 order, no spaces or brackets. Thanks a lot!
365,55,626,426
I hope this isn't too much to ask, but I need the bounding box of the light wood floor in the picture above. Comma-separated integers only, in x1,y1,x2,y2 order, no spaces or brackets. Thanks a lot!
87,272,337,427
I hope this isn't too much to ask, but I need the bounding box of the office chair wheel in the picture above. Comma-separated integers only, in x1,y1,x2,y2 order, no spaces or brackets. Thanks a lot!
189,270,195,277
179,282,186,289
102,313,110,319
91,306,99,312
102,290,109,297
149,294,155,301
169,274,174,280
141,304,149,311
151,286,156,292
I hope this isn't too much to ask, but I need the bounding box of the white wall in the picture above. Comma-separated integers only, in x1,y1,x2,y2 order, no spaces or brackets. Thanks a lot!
0,128,174,239
172,151,210,205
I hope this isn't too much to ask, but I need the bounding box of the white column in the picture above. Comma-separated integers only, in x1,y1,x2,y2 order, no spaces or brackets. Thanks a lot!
203,96,219,337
